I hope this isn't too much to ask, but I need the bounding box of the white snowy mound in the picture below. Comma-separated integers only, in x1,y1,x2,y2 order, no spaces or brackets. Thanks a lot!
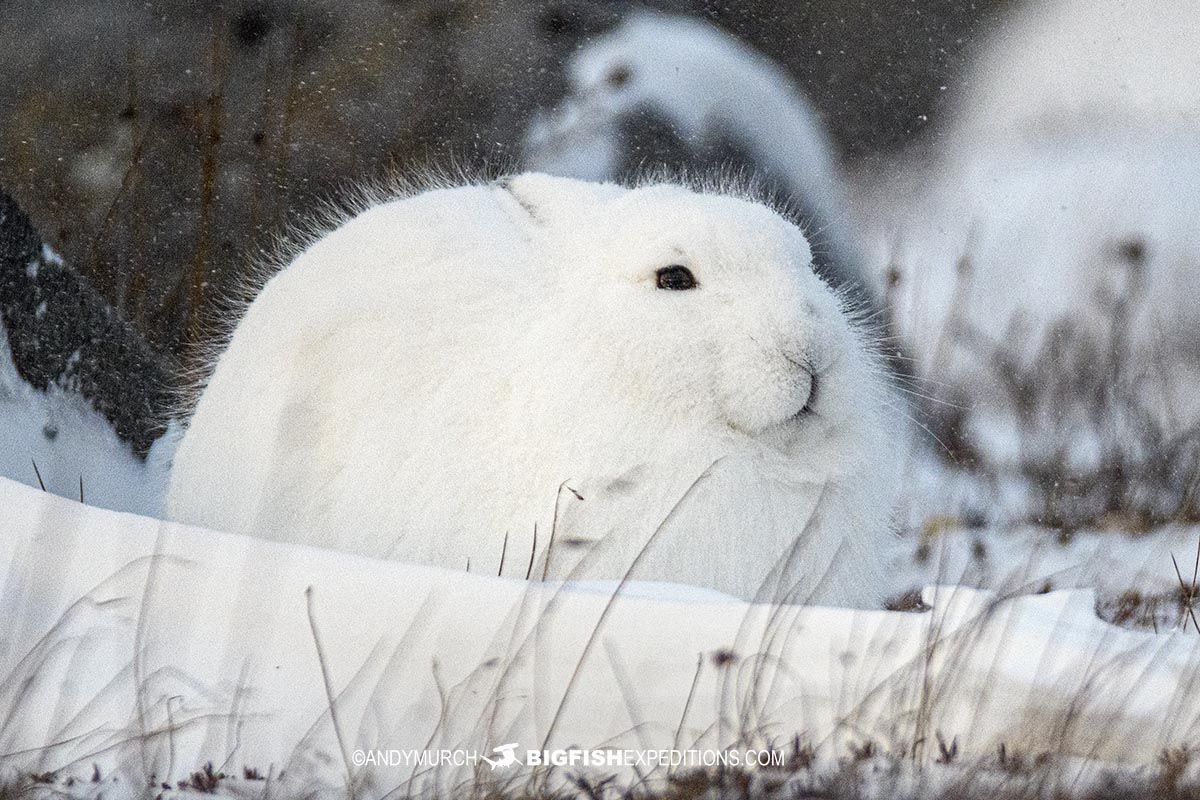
3,478,1200,798
0,337,176,516
524,10,838,201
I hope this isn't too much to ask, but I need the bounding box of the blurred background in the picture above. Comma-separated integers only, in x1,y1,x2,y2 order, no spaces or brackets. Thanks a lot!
0,0,1010,354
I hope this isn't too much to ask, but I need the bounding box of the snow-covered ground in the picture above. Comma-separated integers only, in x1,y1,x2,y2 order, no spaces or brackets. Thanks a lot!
857,129,1200,477
946,0,1200,139
3,477,1200,799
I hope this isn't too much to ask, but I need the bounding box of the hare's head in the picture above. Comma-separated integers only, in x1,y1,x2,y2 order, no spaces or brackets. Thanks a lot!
496,173,884,449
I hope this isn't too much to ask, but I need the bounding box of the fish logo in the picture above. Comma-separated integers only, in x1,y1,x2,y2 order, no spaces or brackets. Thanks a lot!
480,743,521,770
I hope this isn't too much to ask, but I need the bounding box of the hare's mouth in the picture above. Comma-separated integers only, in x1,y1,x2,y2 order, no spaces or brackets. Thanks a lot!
782,354,820,421
795,371,820,417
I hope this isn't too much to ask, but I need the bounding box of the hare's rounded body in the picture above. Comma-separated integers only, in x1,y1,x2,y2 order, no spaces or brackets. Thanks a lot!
167,174,895,606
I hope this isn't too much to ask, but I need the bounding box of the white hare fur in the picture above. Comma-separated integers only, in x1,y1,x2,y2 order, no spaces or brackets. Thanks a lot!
167,173,897,606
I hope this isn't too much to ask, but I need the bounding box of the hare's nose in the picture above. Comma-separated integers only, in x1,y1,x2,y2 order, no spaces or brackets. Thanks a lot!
782,350,815,376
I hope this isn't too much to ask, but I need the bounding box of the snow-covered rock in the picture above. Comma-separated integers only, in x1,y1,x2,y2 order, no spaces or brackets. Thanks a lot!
0,191,178,515
4,477,1200,798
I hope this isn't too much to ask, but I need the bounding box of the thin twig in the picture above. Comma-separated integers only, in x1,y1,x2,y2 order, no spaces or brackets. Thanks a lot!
542,480,582,581
525,523,538,581
669,653,704,777
187,9,229,345
304,587,356,798
1170,553,1200,634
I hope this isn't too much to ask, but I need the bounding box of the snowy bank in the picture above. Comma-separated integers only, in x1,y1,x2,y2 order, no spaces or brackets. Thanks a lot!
3,477,1200,797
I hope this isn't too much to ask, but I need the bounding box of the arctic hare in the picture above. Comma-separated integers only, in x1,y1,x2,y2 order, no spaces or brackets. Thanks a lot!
167,174,896,606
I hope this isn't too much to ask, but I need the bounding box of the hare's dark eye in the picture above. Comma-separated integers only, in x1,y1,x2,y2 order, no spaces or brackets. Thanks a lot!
606,64,633,89
656,265,697,291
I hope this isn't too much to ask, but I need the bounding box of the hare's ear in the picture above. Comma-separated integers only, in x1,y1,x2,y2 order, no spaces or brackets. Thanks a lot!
495,173,625,229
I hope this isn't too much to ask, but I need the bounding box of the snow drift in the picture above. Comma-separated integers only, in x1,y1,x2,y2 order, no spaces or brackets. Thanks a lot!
3,477,1200,798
